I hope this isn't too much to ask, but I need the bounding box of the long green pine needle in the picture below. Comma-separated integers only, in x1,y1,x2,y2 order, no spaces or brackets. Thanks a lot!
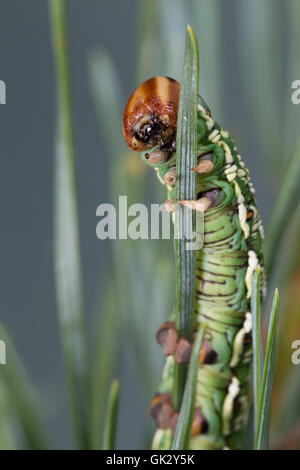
87,50,123,448
254,289,280,450
173,24,199,411
102,380,120,450
172,323,207,450
251,269,263,435
266,143,300,277
0,324,48,449
49,0,88,449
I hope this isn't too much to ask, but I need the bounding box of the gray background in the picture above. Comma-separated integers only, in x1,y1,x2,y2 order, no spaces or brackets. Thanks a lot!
0,0,294,449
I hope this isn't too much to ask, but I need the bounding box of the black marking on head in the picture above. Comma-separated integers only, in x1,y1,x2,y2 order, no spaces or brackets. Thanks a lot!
166,76,176,83
134,115,165,145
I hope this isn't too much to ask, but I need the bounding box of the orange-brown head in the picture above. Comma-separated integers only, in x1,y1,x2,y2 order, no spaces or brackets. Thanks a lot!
123,76,180,151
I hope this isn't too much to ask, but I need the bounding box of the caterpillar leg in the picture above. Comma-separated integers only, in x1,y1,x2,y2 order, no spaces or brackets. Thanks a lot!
164,195,213,214
178,197,212,212
192,155,214,174
150,393,208,436
155,322,217,365
155,322,191,363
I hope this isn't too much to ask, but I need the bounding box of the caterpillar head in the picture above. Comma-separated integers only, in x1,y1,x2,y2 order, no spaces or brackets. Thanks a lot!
122,76,180,152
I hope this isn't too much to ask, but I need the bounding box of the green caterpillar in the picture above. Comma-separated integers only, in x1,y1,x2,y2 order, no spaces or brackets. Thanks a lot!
123,76,265,450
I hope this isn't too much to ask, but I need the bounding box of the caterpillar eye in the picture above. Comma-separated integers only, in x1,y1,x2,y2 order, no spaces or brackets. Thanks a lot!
123,76,180,151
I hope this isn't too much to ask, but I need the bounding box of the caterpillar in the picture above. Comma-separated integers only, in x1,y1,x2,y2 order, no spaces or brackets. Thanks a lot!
122,76,266,450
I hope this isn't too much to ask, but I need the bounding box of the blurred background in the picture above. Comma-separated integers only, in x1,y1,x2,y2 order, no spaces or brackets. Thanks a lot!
0,0,299,450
